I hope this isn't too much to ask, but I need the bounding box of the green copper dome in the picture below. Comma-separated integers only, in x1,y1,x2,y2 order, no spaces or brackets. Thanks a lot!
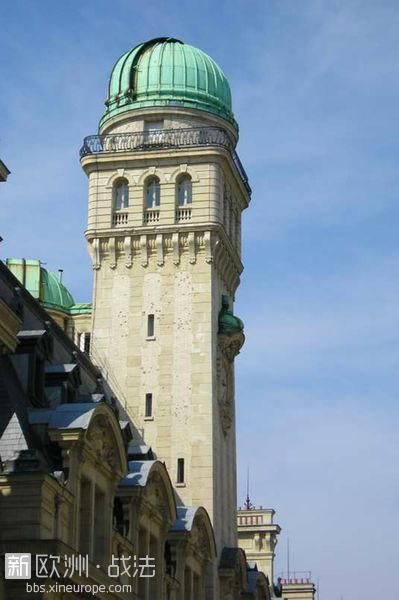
40,270,92,315
100,37,236,129
40,269,75,312
5,259,91,316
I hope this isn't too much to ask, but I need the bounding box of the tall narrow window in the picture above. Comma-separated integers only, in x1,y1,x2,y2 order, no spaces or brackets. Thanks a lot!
147,314,155,337
84,333,91,354
177,175,192,206
114,181,129,210
145,393,153,418
177,458,185,484
146,177,160,208
93,487,107,566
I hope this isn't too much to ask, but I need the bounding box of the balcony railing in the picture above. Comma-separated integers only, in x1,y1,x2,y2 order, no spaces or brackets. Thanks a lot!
144,209,160,224
80,127,251,194
278,572,312,585
112,211,129,227
176,207,192,222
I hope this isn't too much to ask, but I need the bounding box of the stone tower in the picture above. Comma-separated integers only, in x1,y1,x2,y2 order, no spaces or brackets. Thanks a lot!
80,37,250,552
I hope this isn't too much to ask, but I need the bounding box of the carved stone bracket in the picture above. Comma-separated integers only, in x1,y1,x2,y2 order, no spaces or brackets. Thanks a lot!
188,232,196,264
216,331,245,435
172,232,180,265
124,236,132,268
86,228,241,283
204,231,213,264
90,238,100,270
109,237,116,269
156,234,164,266
140,235,148,267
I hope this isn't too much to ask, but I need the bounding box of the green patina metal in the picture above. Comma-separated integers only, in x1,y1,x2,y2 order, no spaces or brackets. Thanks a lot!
68,302,92,315
218,295,244,336
100,37,236,129
6,259,91,316
40,269,75,311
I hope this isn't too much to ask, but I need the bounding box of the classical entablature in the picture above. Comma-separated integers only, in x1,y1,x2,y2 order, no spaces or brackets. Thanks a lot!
86,229,242,297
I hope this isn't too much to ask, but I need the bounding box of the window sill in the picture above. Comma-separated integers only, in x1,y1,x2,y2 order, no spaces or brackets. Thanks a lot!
175,482,186,488
146,336,156,341
144,416,154,421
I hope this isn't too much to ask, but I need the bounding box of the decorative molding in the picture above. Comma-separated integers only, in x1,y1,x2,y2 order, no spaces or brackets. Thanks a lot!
156,234,164,266
216,350,233,435
124,236,132,268
105,168,128,188
204,231,213,264
172,232,180,265
109,237,116,269
169,164,200,183
188,232,196,264
86,228,240,290
140,235,148,267
91,238,100,270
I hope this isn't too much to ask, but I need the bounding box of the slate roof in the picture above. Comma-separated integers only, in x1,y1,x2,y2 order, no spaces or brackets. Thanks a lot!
119,460,156,487
0,355,34,463
171,506,200,532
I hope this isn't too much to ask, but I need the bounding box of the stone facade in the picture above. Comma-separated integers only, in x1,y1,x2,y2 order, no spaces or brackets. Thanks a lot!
237,508,281,585
0,35,316,599
0,260,218,600
81,106,249,557
280,579,316,600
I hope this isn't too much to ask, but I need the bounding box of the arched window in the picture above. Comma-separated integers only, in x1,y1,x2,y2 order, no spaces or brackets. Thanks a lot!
177,175,192,206
146,177,160,209
114,180,129,210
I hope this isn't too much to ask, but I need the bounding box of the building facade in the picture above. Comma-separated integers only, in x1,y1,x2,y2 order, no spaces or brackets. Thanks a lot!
80,37,249,557
0,37,282,600
237,506,281,585
0,260,217,600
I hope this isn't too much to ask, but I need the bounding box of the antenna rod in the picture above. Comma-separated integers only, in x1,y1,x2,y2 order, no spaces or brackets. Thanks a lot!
287,537,290,580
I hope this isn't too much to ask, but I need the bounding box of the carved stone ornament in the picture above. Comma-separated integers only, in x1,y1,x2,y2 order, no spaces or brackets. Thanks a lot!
87,415,118,469
216,350,234,435
197,526,210,557
218,332,244,362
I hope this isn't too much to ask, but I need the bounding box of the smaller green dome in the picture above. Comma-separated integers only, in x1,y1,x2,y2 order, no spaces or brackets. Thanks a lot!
101,37,236,129
40,269,75,312
218,295,244,336
5,258,91,316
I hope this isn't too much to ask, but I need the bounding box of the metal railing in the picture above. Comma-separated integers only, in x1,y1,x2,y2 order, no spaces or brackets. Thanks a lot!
80,127,251,194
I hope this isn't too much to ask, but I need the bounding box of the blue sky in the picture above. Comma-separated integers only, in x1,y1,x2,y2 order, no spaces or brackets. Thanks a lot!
1,1,399,598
